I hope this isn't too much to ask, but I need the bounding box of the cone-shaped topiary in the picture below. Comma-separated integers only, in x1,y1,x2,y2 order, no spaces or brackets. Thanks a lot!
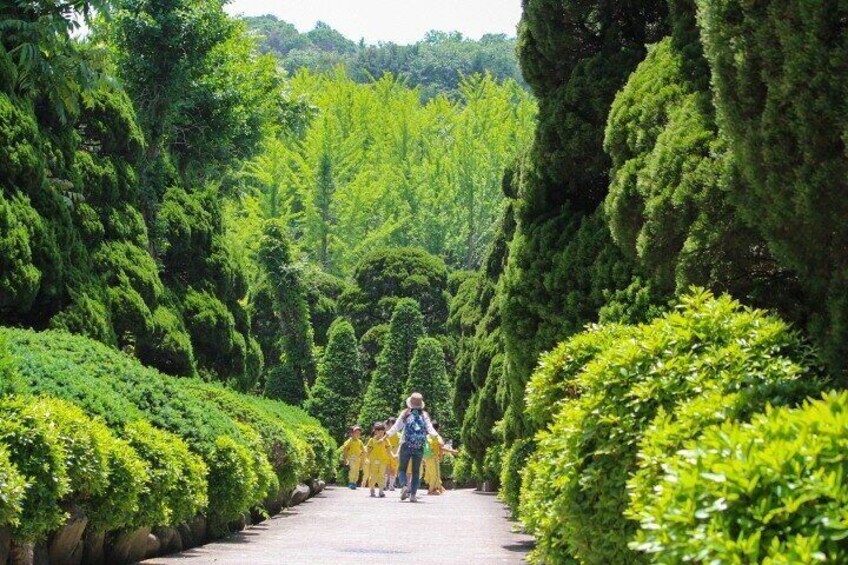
306,318,364,442
405,337,453,430
358,299,425,426
257,219,316,404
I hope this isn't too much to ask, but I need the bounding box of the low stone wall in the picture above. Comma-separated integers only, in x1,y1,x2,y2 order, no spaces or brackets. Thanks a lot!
1,481,327,565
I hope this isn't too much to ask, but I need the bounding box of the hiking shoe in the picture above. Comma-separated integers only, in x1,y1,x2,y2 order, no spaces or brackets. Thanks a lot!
348,482,357,490
400,486,409,501
379,491,386,498
410,494,418,503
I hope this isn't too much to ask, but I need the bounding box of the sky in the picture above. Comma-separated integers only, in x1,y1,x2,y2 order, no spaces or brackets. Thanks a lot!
225,0,523,45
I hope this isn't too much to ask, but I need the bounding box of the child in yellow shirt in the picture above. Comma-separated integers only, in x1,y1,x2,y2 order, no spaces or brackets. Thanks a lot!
423,422,458,494
341,425,365,489
365,422,393,497
384,417,400,491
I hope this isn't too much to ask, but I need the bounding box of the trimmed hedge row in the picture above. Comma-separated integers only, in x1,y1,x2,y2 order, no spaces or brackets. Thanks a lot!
519,291,826,564
0,327,335,549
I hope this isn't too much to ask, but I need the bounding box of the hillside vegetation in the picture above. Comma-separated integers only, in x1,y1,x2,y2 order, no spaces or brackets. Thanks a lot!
244,15,526,99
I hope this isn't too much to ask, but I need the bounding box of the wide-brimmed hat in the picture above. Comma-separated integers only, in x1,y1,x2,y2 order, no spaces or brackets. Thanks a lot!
406,392,425,410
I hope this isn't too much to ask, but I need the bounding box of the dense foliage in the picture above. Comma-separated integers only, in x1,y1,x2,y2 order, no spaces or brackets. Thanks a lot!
358,298,426,426
519,292,823,564
405,337,453,431
340,246,450,335
306,318,365,441
245,16,526,100
697,0,848,379
238,70,535,275
257,219,316,404
0,328,335,545
633,392,848,563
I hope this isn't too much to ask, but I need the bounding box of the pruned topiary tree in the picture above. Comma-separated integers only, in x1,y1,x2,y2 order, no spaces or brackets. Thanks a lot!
358,298,425,426
405,337,453,432
306,318,364,442
257,219,316,404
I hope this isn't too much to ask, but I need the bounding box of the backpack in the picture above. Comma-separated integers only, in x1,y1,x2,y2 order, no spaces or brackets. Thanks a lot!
403,409,428,451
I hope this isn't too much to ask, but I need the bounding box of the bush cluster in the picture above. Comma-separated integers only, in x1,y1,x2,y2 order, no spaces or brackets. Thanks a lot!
519,291,824,564
0,327,335,548
632,391,848,563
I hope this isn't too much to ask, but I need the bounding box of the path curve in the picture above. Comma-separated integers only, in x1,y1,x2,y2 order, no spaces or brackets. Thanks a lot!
144,487,533,564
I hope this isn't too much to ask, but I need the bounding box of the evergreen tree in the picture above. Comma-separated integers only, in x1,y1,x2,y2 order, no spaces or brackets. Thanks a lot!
405,337,453,430
257,220,316,404
358,299,425,426
697,0,848,379
305,318,363,441
499,0,669,439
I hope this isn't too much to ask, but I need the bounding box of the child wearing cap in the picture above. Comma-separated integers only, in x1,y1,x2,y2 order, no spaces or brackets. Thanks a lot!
341,425,365,489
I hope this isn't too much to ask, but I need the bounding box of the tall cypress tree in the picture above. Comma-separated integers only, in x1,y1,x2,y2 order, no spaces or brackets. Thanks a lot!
358,298,425,426
257,219,316,404
499,0,669,440
405,337,453,431
305,318,363,441
697,0,848,380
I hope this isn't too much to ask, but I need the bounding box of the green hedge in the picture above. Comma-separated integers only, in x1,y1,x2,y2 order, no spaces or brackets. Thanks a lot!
632,392,848,563
0,396,68,542
0,327,335,545
123,420,208,529
519,291,823,564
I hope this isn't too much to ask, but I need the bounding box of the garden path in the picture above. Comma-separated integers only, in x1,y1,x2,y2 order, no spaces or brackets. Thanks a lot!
144,487,533,564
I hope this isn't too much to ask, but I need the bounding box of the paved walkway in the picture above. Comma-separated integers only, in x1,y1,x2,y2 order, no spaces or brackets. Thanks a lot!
144,487,534,564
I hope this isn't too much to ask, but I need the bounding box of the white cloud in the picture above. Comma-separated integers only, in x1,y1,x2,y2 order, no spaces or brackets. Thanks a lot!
225,0,522,44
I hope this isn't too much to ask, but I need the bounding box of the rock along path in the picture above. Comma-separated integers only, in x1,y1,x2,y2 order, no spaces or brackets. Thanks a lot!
144,487,534,565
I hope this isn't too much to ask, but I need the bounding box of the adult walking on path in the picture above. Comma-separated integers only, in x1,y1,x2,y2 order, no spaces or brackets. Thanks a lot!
384,392,440,503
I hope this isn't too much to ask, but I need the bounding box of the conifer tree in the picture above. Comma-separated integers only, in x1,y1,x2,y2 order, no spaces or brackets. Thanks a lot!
358,299,425,426
257,219,316,404
405,337,454,433
305,318,363,441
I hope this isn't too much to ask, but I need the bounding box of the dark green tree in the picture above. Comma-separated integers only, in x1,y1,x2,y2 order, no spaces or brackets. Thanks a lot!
499,0,669,439
604,31,801,318
340,246,449,335
405,337,453,429
358,299,425,426
697,0,848,379
257,220,316,404
306,318,364,441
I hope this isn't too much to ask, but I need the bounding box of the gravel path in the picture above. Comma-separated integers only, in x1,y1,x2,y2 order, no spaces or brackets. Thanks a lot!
144,487,534,564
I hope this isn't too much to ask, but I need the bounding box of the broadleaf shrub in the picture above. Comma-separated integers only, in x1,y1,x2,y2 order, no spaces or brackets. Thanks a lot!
206,435,257,536
0,396,68,542
0,443,26,528
519,290,824,564
0,327,335,542
123,420,208,529
632,392,848,564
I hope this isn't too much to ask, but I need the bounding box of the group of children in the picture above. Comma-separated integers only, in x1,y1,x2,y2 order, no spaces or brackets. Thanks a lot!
341,418,456,498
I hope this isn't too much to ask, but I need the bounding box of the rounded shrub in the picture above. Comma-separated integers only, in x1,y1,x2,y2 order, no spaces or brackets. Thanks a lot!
520,290,824,565
524,323,635,429
0,396,69,542
28,398,113,500
124,420,208,529
632,392,848,563
235,423,280,506
206,435,257,536
85,435,148,532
